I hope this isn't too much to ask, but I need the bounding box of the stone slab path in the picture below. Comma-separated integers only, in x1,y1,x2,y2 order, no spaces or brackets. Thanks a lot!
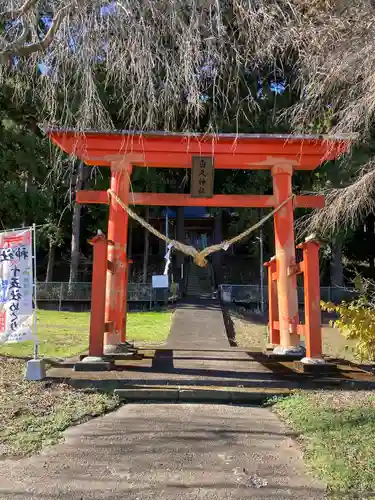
149,300,280,390
0,404,326,499
165,300,230,349
48,300,299,394
47,300,375,393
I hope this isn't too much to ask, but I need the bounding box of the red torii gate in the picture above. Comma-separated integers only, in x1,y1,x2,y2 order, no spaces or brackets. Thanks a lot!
46,129,349,363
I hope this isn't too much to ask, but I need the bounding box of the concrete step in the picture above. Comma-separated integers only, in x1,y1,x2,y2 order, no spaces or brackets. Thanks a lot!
114,386,291,404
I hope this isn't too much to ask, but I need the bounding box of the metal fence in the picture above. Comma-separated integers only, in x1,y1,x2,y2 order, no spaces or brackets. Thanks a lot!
36,282,170,310
37,282,92,302
37,281,357,309
219,284,358,305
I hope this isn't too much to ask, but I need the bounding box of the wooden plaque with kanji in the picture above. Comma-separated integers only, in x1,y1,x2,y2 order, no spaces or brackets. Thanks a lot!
190,156,214,198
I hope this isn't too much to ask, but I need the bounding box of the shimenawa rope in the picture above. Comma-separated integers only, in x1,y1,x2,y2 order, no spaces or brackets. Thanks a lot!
107,189,295,267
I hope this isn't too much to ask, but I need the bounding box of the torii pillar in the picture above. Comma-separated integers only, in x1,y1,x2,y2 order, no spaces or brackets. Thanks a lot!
104,160,133,354
271,163,301,355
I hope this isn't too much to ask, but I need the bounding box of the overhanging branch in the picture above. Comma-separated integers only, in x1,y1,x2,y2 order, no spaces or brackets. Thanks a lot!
0,3,72,60
0,0,39,21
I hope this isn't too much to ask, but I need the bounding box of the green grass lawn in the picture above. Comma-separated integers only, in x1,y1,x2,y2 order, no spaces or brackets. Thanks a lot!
0,309,173,359
274,391,375,494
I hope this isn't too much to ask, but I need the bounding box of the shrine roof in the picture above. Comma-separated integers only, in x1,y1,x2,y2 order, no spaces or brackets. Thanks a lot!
45,128,352,171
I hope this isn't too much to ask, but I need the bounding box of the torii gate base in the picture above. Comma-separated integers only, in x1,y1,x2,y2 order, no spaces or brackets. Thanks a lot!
46,130,349,370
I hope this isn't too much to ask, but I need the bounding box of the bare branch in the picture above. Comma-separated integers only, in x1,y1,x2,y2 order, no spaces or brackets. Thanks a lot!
301,164,375,237
0,0,373,141
0,0,39,21
2,17,30,55
0,2,72,60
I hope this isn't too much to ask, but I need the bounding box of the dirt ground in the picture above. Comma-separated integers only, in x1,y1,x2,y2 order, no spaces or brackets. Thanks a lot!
0,358,118,459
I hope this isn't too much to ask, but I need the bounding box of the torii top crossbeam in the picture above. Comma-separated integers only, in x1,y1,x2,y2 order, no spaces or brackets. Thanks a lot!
47,128,349,170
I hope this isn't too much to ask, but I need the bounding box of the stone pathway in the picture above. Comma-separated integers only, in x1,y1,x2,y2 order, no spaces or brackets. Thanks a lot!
4,300,368,498
165,300,230,349
0,404,326,499
48,300,297,396
47,300,375,394
147,300,283,392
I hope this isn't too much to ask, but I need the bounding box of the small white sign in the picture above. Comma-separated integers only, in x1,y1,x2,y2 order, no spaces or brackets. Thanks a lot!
152,275,169,289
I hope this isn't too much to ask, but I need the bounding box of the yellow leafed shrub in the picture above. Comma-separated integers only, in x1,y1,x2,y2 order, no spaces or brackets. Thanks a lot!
321,299,375,361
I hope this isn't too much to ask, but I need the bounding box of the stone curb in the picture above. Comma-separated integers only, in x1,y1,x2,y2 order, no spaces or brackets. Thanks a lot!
179,389,231,402
114,388,291,404
74,361,114,372
114,388,179,401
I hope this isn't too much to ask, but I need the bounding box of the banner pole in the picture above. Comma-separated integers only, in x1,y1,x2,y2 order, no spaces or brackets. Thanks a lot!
32,223,38,360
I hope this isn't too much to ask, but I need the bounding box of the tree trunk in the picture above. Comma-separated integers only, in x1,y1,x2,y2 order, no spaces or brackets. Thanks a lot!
331,237,344,288
142,207,150,283
45,239,56,282
69,163,84,284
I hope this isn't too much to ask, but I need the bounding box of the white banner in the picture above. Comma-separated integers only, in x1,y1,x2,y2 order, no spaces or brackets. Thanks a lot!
0,229,34,343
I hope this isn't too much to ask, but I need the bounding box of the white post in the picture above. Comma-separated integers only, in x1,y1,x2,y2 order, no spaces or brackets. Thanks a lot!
25,223,46,381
